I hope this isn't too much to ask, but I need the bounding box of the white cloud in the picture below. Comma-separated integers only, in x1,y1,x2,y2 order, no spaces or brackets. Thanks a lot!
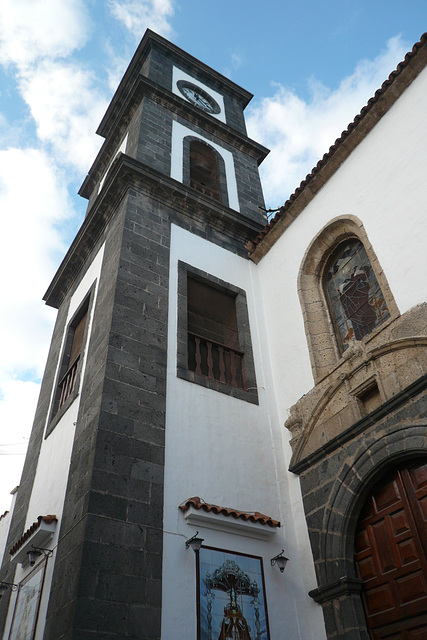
0,147,74,509
19,61,107,172
103,41,131,94
0,1,106,174
222,51,244,79
0,147,71,378
247,36,409,207
108,0,175,39
0,0,90,68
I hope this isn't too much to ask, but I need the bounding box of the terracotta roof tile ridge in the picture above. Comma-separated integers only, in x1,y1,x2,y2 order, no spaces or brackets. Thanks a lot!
179,496,280,527
247,32,427,253
0,510,9,522
9,515,57,556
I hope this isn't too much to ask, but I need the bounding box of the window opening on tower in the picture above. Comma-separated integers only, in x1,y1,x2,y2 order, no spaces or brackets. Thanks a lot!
189,140,222,202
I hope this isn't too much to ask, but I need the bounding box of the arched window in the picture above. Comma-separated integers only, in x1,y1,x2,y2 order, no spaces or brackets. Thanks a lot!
189,140,221,202
323,239,390,353
298,217,398,382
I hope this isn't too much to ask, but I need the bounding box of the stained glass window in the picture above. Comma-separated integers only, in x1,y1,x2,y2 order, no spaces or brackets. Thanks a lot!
324,239,390,352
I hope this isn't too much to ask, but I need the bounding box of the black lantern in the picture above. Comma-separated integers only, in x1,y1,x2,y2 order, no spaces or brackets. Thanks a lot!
270,550,289,573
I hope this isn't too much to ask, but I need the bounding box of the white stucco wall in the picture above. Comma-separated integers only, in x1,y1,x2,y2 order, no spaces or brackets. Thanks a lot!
2,244,105,640
162,65,427,639
256,64,427,426
0,513,11,571
161,224,325,640
0,489,18,571
98,133,128,194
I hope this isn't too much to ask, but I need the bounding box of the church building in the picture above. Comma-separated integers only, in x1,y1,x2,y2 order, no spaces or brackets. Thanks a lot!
0,29,426,640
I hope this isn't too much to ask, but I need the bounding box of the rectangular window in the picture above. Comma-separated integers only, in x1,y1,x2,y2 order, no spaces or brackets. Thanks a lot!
187,277,245,389
177,262,258,404
47,295,92,435
57,308,87,412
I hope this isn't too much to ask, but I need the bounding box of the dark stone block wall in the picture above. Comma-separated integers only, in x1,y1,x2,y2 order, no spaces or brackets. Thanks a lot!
295,380,427,640
43,187,171,639
137,97,173,175
146,43,248,135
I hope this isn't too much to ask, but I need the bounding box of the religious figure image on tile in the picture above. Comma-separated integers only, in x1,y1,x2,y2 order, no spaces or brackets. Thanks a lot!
198,548,270,640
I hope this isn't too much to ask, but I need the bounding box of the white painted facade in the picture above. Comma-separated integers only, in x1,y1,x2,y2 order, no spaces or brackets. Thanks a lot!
161,224,325,639
98,134,129,194
161,56,427,640
0,489,17,571
1,245,105,640
255,64,427,426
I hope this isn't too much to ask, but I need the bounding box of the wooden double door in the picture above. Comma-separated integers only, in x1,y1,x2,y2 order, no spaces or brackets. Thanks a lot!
355,461,427,639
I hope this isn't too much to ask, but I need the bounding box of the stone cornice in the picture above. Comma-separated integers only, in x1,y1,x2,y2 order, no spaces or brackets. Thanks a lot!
309,576,363,604
45,154,265,308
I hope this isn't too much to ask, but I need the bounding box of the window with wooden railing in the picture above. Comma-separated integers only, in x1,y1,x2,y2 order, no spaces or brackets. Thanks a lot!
177,263,258,404
188,332,245,389
187,276,246,390
54,307,87,415
57,355,80,411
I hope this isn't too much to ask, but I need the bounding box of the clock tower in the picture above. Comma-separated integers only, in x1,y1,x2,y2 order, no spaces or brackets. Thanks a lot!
0,30,271,640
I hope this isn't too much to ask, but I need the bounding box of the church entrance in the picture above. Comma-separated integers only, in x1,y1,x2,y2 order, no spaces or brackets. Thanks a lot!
354,461,427,638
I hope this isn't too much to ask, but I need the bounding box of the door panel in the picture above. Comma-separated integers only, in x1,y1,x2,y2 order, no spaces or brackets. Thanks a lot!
355,461,427,639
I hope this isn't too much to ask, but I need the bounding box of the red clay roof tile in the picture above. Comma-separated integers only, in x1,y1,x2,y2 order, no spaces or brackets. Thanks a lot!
179,496,280,527
9,515,57,556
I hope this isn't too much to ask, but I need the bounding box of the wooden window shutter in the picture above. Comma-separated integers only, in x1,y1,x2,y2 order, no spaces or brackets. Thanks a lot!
69,311,87,365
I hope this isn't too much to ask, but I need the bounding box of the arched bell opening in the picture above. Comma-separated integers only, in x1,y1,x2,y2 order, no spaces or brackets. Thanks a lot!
189,139,222,202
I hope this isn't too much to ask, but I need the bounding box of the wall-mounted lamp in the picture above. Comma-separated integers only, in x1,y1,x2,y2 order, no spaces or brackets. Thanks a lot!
27,546,53,567
0,582,18,598
185,531,204,552
270,550,289,573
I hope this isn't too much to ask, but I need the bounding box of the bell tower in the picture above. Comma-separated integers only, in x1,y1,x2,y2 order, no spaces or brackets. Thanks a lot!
0,30,269,640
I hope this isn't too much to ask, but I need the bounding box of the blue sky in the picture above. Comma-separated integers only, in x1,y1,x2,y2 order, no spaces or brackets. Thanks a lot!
0,1,425,511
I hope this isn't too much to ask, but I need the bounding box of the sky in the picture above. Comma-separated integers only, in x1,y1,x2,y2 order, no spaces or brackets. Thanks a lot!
0,1,425,513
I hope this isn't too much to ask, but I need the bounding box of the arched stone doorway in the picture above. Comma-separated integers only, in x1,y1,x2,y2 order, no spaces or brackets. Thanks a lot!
354,460,427,638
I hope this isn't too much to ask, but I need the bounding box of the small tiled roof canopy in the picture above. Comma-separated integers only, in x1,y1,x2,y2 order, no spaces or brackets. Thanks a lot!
9,515,57,556
179,496,280,528
246,33,427,258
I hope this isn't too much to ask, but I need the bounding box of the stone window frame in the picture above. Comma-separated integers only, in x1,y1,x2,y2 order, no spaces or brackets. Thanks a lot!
298,216,399,383
183,135,229,207
46,284,95,437
177,261,258,404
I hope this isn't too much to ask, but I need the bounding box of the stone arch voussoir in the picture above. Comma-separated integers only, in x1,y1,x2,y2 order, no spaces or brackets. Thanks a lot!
321,424,427,584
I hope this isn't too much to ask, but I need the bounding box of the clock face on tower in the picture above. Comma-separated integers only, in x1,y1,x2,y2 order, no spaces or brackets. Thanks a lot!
177,80,221,114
